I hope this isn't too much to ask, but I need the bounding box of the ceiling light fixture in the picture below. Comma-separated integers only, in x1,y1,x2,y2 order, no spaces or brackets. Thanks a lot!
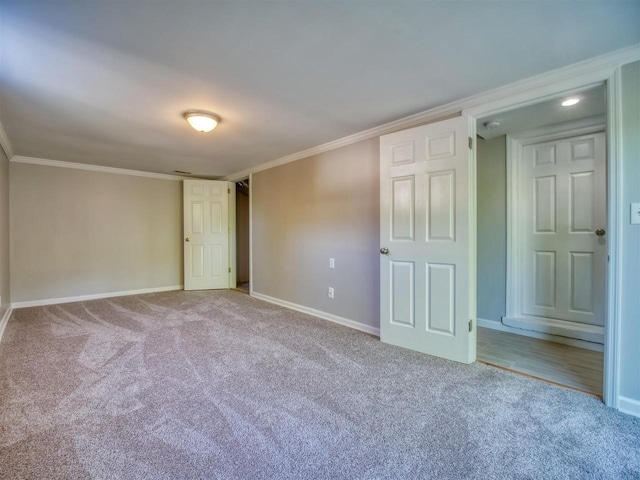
183,110,221,132
483,120,501,130
561,98,580,107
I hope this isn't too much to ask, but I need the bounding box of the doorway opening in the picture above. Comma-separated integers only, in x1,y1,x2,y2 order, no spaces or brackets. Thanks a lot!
475,84,606,397
235,177,250,293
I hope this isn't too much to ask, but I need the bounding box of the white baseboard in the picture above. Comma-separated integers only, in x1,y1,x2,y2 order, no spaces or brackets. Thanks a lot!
618,396,640,418
251,291,380,337
0,304,13,343
501,316,604,345
477,318,604,352
11,285,184,309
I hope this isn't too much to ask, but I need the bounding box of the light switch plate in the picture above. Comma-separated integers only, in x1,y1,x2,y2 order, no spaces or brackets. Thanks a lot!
632,203,640,225
329,258,335,269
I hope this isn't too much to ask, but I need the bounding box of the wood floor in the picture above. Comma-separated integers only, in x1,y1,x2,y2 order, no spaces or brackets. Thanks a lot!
477,327,604,397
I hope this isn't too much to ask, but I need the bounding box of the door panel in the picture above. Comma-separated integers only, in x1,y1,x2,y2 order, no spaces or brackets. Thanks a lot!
390,261,415,327
184,180,230,290
380,116,475,364
521,132,606,326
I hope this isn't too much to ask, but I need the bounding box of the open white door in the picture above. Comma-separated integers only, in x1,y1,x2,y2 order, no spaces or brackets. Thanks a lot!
184,179,231,290
380,115,476,364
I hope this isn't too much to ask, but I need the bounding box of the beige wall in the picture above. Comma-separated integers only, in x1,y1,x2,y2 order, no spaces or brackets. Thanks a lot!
10,163,183,303
0,149,10,317
236,188,250,284
252,138,380,330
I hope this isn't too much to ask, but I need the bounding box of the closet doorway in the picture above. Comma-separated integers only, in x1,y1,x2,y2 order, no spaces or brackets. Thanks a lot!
235,178,251,293
475,84,606,397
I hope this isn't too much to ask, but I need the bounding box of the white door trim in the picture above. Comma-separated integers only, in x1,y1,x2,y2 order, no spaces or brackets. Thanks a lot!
464,67,624,409
248,174,253,295
503,121,607,344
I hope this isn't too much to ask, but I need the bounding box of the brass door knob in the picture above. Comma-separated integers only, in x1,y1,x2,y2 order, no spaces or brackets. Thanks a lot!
595,229,606,236
185,237,190,242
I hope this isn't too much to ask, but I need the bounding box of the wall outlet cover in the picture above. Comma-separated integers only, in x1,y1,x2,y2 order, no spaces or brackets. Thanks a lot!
631,203,640,225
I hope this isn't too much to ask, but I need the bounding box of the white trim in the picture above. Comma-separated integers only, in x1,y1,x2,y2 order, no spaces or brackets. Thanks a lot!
251,291,380,337
477,318,604,352
604,68,624,410
11,155,188,181
502,316,604,344
0,121,14,160
618,396,640,418
223,45,639,181
248,173,254,295
11,285,184,309
0,305,13,343
509,115,606,142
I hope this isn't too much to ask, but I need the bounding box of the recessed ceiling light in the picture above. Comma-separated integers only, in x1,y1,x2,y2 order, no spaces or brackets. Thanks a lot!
183,110,221,132
561,98,580,107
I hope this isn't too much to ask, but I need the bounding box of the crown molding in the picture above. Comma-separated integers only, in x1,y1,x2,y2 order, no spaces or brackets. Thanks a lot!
223,43,640,181
11,155,188,181
0,120,14,160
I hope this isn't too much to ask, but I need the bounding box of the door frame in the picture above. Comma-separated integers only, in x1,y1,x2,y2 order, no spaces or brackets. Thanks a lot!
504,120,607,345
464,67,624,408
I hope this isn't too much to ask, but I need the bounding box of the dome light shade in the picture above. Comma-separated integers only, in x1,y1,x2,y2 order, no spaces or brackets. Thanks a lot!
184,110,221,132
561,98,580,107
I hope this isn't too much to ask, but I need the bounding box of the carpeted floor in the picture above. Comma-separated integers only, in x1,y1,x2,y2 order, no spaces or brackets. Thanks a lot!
0,290,638,479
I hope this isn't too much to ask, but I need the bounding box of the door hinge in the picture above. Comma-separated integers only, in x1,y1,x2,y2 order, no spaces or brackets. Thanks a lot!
228,188,230,194
228,267,231,273
228,227,231,233
468,137,473,150
469,319,473,332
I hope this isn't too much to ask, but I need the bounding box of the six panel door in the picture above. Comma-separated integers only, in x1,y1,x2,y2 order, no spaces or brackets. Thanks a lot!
380,116,475,364
521,132,606,326
184,180,230,290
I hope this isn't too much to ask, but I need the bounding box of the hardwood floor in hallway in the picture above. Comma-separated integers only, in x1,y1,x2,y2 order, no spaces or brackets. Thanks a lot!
477,326,604,397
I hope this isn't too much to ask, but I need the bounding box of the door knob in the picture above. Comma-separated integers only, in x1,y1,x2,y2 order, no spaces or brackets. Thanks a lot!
380,247,389,255
185,237,190,242
595,229,606,236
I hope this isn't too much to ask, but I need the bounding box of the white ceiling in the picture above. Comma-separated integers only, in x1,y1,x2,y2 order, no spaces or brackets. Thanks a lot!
477,84,606,140
1,1,638,178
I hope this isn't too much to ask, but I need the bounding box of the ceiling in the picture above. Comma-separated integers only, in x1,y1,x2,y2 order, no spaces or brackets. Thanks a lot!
477,84,606,140
0,1,638,178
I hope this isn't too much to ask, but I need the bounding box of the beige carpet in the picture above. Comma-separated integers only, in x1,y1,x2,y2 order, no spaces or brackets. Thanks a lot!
0,290,639,479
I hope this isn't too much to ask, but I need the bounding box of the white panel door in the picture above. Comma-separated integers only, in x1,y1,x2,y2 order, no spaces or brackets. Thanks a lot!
521,132,606,326
380,116,475,364
184,180,230,290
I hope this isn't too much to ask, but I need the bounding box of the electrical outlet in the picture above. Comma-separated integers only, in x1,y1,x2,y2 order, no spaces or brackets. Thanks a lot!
328,287,334,299
631,203,640,225
329,258,335,269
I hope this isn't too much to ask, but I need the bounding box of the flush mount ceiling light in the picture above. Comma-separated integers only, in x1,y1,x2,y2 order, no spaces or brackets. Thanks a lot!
183,110,221,132
483,120,501,130
561,98,580,107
